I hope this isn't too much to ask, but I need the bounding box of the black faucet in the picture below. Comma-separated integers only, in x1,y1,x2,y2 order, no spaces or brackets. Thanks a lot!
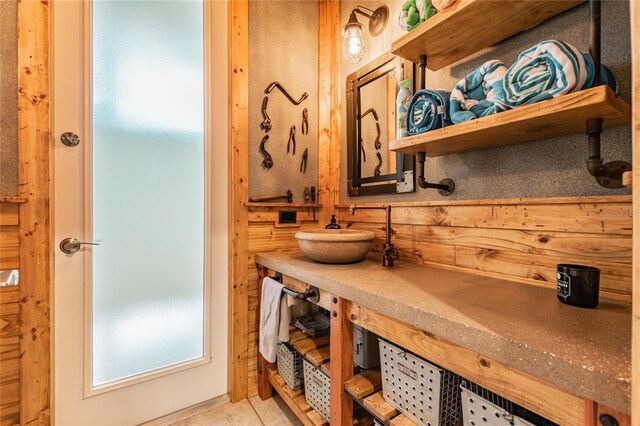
348,204,399,267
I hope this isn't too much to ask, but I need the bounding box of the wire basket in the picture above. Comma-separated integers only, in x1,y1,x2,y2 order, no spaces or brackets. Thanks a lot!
379,339,463,426
303,358,331,422
460,382,558,426
293,311,330,338
277,343,303,390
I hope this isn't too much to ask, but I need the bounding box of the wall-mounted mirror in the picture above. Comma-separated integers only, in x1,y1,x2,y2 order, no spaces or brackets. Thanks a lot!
346,52,415,196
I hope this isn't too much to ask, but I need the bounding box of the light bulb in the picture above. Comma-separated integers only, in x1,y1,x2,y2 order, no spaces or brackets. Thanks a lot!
342,26,364,64
341,7,389,64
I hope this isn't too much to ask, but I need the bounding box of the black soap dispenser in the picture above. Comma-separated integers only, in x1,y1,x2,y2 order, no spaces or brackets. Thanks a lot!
325,215,341,229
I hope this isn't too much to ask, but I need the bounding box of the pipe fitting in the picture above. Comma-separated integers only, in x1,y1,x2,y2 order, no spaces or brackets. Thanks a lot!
416,152,455,196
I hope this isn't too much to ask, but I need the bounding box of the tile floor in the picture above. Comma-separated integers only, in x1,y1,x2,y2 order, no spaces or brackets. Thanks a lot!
170,396,302,426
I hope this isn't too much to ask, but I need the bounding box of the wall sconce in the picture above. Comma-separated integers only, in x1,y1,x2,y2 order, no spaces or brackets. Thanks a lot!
342,5,389,64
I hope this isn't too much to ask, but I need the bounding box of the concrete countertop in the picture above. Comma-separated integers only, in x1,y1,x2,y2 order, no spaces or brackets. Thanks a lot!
255,250,631,414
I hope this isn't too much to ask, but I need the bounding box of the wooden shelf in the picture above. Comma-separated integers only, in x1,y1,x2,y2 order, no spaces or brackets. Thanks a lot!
0,197,27,204
389,86,631,157
344,370,381,400
245,202,323,208
345,371,417,426
292,334,331,367
391,0,584,70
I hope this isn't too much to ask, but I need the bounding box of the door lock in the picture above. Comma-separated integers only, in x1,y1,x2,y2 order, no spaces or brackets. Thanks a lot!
59,238,99,254
61,132,80,147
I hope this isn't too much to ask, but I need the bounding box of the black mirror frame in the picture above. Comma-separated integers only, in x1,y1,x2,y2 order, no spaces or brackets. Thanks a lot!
346,52,415,197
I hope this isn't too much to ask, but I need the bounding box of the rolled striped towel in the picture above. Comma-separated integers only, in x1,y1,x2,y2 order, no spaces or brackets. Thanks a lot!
406,89,452,135
449,60,508,124
496,40,618,110
398,0,436,32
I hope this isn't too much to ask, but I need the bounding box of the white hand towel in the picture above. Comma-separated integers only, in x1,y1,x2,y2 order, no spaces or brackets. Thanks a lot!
259,277,291,363
279,292,291,344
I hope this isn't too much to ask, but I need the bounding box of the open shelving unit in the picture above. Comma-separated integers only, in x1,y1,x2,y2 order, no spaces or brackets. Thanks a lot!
268,363,377,426
256,261,632,425
391,0,584,70
389,85,631,156
266,329,375,426
266,329,331,426
388,0,632,191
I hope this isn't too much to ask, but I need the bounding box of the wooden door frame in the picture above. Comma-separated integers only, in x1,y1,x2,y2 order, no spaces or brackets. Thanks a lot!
228,0,250,402
17,0,52,423
631,1,639,424
18,0,238,421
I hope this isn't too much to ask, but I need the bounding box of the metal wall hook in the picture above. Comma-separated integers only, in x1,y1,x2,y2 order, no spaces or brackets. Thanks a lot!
260,96,272,132
259,135,273,170
374,152,383,176
264,81,309,105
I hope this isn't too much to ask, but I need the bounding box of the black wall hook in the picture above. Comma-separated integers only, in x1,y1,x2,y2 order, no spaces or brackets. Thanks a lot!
264,81,309,105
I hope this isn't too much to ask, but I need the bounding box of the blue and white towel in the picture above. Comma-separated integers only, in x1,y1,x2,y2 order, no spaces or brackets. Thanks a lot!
496,40,618,110
406,89,452,135
449,60,508,123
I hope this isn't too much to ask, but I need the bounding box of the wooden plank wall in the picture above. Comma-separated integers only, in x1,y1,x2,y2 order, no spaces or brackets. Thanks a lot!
246,206,319,396
17,0,51,422
317,0,341,226
0,203,21,426
244,0,337,397
336,196,633,302
228,0,250,402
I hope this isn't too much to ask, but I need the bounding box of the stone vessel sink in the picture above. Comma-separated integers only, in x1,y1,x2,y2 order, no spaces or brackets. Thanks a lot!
295,229,376,264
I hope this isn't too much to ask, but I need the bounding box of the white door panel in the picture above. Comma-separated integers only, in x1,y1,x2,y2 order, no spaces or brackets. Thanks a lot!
53,1,228,424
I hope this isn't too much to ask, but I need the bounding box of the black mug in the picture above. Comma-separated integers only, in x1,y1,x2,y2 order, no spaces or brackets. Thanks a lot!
557,264,600,308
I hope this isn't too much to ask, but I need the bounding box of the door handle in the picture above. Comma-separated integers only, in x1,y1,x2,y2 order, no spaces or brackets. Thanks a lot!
59,237,99,254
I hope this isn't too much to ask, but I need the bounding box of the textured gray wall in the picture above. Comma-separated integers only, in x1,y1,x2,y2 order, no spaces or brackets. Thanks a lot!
248,0,319,202
340,0,632,202
0,1,18,197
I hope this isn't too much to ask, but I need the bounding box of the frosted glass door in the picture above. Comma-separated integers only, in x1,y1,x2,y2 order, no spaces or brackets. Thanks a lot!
91,0,205,386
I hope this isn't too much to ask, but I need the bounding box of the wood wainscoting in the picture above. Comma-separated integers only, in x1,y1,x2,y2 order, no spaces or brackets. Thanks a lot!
0,201,23,426
632,1,640,423
336,195,632,302
246,205,320,397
